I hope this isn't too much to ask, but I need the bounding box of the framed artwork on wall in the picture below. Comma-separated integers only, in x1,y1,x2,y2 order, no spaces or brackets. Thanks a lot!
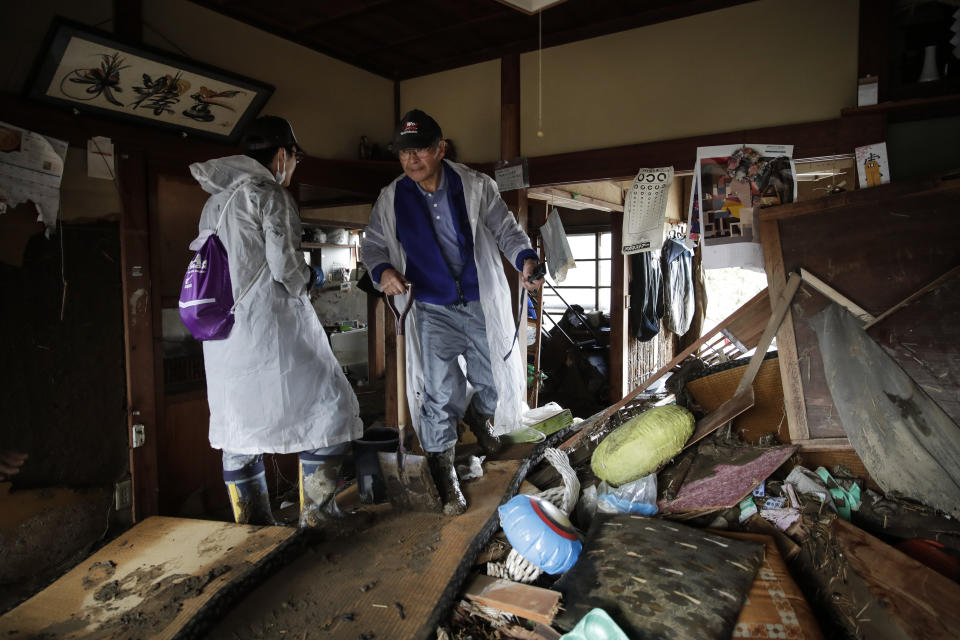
25,19,274,143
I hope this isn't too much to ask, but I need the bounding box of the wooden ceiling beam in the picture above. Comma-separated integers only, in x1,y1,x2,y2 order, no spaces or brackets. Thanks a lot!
293,0,396,35
527,186,623,212
356,8,514,55
525,115,887,187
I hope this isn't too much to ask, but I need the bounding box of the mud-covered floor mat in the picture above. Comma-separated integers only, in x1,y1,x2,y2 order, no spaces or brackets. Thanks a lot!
0,516,297,639
553,514,764,639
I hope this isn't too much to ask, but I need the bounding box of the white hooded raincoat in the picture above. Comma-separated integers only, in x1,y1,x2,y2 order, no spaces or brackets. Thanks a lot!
190,155,362,454
363,160,529,439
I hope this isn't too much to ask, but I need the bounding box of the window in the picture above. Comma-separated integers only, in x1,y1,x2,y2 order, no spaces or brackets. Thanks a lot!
540,231,611,329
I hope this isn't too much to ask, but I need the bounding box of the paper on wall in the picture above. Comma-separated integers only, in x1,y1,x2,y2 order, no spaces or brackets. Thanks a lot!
854,142,890,188
622,166,673,254
0,121,67,228
87,136,115,180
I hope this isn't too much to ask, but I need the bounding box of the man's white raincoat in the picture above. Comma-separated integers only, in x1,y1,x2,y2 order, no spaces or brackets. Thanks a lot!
190,155,362,454
362,160,529,438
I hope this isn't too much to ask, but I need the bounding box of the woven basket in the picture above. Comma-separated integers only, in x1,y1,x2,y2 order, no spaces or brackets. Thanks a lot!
686,357,785,443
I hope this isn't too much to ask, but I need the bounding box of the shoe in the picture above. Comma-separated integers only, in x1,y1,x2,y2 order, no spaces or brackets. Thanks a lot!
299,454,344,529
463,404,502,456
427,447,467,516
224,460,277,526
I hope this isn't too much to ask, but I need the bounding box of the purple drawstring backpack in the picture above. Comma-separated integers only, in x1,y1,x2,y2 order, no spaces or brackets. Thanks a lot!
179,182,266,340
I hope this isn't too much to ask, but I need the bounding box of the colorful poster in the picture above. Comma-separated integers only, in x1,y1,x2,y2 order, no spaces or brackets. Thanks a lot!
623,166,674,254
855,143,890,188
686,144,796,270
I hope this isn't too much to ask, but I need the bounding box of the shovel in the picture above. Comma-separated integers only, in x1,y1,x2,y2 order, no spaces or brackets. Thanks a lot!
378,285,443,512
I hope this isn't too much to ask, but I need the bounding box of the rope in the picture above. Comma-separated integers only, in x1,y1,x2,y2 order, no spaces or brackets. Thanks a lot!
487,447,579,583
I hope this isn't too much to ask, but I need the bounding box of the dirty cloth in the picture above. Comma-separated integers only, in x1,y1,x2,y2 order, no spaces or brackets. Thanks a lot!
553,514,764,639
190,155,361,454
810,303,960,518
361,160,530,437
415,299,498,452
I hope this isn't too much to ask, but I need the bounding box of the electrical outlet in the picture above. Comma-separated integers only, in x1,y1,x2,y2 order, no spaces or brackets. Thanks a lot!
114,479,132,510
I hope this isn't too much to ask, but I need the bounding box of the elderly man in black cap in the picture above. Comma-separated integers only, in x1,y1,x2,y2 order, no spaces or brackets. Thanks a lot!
361,110,543,515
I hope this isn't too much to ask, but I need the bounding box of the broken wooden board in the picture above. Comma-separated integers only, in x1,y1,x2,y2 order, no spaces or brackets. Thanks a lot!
553,514,764,639
811,303,960,518
716,531,823,640
204,460,522,640
463,574,561,625
658,443,797,515
867,268,960,429
832,517,960,640
0,516,297,639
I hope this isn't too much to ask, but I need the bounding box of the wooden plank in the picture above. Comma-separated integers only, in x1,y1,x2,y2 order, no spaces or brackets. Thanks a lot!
759,215,809,442
117,147,160,520
800,268,875,325
771,181,960,440
609,211,628,403
867,271,960,426
464,574,561,625
204,460,523,640
367,295,386,380
832,517,960,640
527,116,886,186
0,516,297,639
527,186,623,212
865,265,960,330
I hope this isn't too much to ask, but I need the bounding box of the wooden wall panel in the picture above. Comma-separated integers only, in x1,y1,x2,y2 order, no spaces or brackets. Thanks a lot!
761,178,960,442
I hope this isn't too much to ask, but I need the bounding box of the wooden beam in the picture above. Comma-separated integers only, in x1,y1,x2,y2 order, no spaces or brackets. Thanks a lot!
864,265,960,330
385,305,399,429
501,54,525,322
464,574,562,625
609,212,628,403
526,116,886,187
800,268,875,325
367,295,386,380
113,0,142,43
758,214,809,442
116,147,159,520
527,186,623,212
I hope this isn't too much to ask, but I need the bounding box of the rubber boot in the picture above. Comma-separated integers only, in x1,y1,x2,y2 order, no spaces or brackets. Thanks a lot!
427,447,467,516
299,454,344,529
224,459,277,526
463,403,502,456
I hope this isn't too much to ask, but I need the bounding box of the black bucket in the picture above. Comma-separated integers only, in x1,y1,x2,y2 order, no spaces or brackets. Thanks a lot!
352,426,399,504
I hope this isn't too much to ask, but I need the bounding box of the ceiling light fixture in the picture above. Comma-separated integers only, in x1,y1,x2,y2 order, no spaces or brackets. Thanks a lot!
494,0,568,15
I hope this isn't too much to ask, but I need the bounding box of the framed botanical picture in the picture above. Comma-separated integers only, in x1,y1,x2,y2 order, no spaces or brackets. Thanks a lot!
25,18,274,142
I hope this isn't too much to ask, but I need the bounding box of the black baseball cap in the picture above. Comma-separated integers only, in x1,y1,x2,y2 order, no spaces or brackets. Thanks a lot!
241,116,303,154
393,109,443,151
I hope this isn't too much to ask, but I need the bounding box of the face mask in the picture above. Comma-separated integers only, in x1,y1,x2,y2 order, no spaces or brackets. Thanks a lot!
275,151,287,185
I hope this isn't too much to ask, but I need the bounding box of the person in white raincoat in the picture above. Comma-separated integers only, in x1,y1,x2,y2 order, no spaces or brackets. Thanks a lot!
189,116,362,527
362,110,543,515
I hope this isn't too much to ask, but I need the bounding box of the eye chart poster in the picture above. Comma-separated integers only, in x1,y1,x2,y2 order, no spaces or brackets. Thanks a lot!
623,166,674,254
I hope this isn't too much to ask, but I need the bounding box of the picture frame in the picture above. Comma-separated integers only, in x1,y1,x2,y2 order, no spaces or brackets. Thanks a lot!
25,18,274,143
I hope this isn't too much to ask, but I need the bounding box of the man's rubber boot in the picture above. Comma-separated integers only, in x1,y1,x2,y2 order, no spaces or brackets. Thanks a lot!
298,453,344,529
427,447,467,516
224,459,277,526
463,403,502,456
